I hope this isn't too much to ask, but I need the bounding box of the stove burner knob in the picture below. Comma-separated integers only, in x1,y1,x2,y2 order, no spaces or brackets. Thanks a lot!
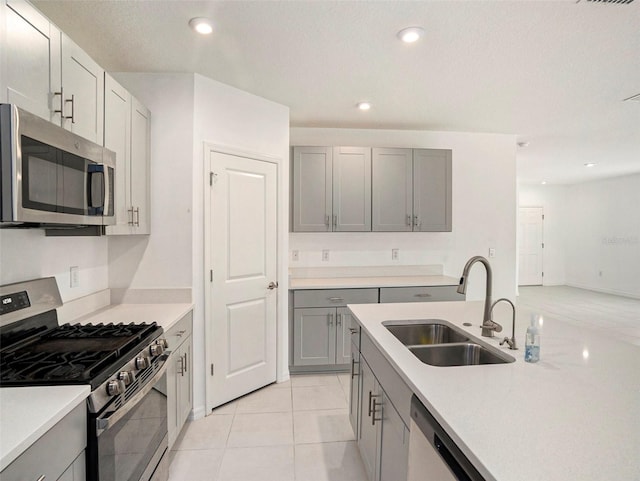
135,356,150,370
107,380,124,396
158,338,169,349
150,344,164,356
117,371,134,386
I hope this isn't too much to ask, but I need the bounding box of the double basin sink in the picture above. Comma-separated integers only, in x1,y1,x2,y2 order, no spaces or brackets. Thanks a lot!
383,319,515,367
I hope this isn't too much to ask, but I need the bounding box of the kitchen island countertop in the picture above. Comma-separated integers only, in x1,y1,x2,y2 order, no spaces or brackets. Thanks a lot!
348,300,640,481
0,385,90,471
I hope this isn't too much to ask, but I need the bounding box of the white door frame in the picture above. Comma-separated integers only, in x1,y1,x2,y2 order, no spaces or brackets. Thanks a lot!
518,206,544,286
203,142,283,414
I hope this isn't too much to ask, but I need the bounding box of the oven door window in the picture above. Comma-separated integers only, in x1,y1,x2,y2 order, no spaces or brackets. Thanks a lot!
21,136,58,212
97,385,167,481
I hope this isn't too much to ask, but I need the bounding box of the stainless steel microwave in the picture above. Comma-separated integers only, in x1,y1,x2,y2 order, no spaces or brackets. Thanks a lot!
0,104,115,227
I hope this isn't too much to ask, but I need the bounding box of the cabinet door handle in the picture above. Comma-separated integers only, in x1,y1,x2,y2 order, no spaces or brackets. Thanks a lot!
64,94,75,123
53,88,64,118
325,215,330,228
177,355,185,376
349,327,358,334
413,215,421,229
36,476,46,481
350,357,359,379
328,313,334,326
414,293,432,298
327,297,344,302
337,314,342,326
183,352,188,374
333,214,337,228
371,398,383,426
406,214,412,226
368,390,380,417
127,207,135,226
134,207,140,227
176,330,186,337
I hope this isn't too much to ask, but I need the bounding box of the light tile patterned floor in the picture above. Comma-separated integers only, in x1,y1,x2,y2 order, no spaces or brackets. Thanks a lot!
518,286,640,346
169,373,366,481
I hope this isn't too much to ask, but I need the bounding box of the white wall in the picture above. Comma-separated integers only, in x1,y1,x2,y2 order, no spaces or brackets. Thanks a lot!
0,230,108,302
518,184,567,286
564,174,640,298
108,73,195,290
290,128,517,301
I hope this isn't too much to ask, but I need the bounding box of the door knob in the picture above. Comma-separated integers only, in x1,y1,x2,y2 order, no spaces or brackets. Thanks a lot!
267,281,279,290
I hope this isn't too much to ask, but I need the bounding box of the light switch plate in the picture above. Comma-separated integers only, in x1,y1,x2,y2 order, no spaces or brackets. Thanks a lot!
291,250,299,261
322,250,330,262
392,248,399,260
488,248,496,258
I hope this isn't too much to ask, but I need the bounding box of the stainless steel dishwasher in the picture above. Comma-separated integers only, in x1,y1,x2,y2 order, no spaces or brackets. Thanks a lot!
407,395,485,481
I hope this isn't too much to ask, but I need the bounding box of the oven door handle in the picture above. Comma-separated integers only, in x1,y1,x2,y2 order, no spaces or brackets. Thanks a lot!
96,352,171,436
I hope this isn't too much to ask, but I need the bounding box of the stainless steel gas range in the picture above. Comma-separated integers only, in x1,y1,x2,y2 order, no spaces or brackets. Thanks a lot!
0,277,170,481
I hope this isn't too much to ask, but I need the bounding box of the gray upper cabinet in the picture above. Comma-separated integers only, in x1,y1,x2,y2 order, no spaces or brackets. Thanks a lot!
372,147,452,232
291,146,371,232
332,146,371,232
372,148,413,232
292,146,333,232
413,149,452,232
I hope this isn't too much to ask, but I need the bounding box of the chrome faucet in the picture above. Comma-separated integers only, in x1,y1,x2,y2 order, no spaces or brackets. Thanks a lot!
493,298,518,350
457,256,502,337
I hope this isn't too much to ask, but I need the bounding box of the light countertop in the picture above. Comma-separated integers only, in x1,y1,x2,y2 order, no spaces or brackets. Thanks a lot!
290,275,459,290
0,385,90,471
70,303,193,332
348,300,640,481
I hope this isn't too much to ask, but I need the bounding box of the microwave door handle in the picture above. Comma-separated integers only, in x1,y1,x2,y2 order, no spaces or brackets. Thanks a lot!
96,352,171,436
87,164,105,214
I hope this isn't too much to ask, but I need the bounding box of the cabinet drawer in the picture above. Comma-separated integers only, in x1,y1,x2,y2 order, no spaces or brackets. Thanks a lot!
166,311,193,351
379,286,464,303
1,403,86,481
293,288,378,308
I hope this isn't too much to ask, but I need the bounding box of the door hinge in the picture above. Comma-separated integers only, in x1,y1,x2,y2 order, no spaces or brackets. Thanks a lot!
210,364,214,376
542,272,544,277
542,214,545,220
210,172,218,186
542,242,545,248
210,270,213,282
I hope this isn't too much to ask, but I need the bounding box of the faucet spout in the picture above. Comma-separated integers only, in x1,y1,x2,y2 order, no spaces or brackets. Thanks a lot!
458,256,497,337
493,298,518,350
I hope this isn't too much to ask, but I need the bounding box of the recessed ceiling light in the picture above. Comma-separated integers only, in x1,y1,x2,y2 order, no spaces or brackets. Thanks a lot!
517,141,530,148
189,17,213,35
397,27,424,43
357,102,371,111
541,181,547,185
584,162,596,168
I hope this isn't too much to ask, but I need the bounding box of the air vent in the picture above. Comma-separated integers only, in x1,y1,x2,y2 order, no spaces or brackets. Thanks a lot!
624,93,640,102
585,0,634,4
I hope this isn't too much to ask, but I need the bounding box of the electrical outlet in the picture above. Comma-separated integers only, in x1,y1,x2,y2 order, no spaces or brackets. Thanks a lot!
488,248,496,258
392,248,399,260
291,250,299,261
70,266,79,288
322,250,330,262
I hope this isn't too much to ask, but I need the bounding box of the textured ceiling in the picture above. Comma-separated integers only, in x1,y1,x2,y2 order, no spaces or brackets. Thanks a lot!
33,0,640,184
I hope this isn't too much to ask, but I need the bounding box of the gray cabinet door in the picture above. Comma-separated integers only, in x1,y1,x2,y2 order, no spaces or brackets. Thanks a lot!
372,148,413,232
358,357,381,481
379,391,409,481
177,335,193,428
333,146,371,232
336,307,353,365
292,146,332,232
413,149,452,232
293,307,336,366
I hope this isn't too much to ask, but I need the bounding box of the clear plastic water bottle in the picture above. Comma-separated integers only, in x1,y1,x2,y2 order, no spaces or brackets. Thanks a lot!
524,314,541,363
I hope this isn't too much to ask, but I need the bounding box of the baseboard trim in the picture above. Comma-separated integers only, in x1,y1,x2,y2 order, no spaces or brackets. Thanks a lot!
565,283,640,300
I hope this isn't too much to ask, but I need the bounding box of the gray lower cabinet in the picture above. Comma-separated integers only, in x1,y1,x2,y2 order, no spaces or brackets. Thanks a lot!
292,306,353,366
291,289,378,371
1,403,86,481
372,147,452,232
166,311,193,449
357,355,409,481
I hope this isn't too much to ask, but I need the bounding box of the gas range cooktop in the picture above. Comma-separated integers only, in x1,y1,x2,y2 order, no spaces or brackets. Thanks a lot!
0,321,161,389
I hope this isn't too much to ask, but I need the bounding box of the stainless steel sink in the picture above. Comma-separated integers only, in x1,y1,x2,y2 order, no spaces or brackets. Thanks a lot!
409,343,515,366
383,320,471,346
383,320,515,367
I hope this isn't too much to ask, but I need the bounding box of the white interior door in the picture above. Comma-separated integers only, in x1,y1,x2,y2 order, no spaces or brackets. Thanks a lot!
207,149,278,409
518,207,544,286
